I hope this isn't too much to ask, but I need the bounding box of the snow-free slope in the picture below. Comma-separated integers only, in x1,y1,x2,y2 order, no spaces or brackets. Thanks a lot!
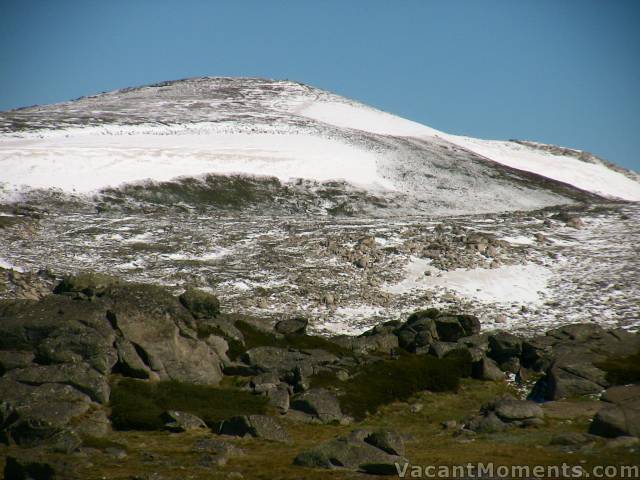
1,77,638,213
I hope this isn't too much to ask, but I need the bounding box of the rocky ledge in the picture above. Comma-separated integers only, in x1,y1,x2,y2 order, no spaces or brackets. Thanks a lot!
0,273,638,479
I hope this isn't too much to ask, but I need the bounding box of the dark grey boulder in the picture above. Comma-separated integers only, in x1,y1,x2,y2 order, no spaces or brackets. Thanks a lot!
0,379,93,446
293,433,407,472
601,384,640,405
217,415,289,442
473,356,504,381
243,346,337,375
364,429,405,456
429,342,459,358
274,316,308,335
545,362,607,400
114,338,156,380
266,385,290,414
590,404,640,438
493,399,544,421
249,372,281,393
466,412,507,433
178,287,220,319
291,388,343,423
108,297,223,385
5,363,110,404
488,332,522,363
590,384,640,438
163,410,207,432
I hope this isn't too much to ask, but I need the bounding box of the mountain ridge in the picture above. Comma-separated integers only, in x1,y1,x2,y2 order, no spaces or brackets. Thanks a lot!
1,77,638,214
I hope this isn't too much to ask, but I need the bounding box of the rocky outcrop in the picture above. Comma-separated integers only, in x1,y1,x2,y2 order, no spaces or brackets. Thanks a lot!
527,324,640,400
465,397,544,433
293,429,407,474
0,275,227,447
590,385,640,438
178,287,221,319
290,388,344,424
216,414,289,443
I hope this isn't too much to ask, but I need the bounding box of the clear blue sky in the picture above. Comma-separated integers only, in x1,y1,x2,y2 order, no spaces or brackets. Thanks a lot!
1,0,639,170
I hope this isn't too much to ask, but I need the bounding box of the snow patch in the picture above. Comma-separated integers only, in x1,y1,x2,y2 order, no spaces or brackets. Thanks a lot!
384,257,551,305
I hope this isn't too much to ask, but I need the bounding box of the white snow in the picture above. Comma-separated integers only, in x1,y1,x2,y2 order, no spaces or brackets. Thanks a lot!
441,135,640,201
0,128,392,194
161,247,231,262
384,257,551,305
297,99,440,137
0,257,24,272
501,235,535,246
1,78,639,205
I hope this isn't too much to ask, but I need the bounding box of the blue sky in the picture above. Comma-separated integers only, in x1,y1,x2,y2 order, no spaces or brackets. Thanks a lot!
1,0,639,170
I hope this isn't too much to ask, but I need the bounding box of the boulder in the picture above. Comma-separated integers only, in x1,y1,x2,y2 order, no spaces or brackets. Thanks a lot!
493,399,544,422
590,404,640,438
488,332,522,363
266,385,290,413
0,379,93,446
429,342,459,358
5,363,110,404
107,285,223,385
249,372,281,393
466,397,544,433
163,410,207,432
217,415,289,443
590,384,640,438
601,384,640,405
291,388,343,423
466,412,507,433
274,317,308,335
364,429,405,456
243,346,337,375
473,356,504,381
545,362,607,400
179,287,220,319
293,432,407,473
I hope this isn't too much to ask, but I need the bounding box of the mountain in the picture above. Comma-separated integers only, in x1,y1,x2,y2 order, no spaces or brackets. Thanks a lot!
1,77,639,215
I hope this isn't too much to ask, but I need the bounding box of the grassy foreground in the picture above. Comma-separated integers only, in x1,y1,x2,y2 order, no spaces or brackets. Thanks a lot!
2,379,637,480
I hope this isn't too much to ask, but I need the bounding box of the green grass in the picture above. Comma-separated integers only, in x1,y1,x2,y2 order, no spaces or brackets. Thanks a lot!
595,350,640,385
337,349,472,420
81,435,129,452
109,379,267,431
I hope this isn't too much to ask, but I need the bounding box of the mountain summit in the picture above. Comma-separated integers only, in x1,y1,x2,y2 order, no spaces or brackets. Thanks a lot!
1,77,638,214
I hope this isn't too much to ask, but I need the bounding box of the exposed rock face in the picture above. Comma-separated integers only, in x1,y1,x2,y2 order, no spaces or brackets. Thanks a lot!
590,385,640,438
0,275,226,446
293,429,407,473
527,324,640,401
368,309,480,354
243,346,338,376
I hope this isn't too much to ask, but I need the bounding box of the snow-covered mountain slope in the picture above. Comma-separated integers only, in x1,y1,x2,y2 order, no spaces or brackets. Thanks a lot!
1,77,638,214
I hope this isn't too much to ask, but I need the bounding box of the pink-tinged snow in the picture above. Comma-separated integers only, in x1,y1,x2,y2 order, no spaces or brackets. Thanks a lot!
440,135,640,201
384,257,551,305
0,129,392,194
